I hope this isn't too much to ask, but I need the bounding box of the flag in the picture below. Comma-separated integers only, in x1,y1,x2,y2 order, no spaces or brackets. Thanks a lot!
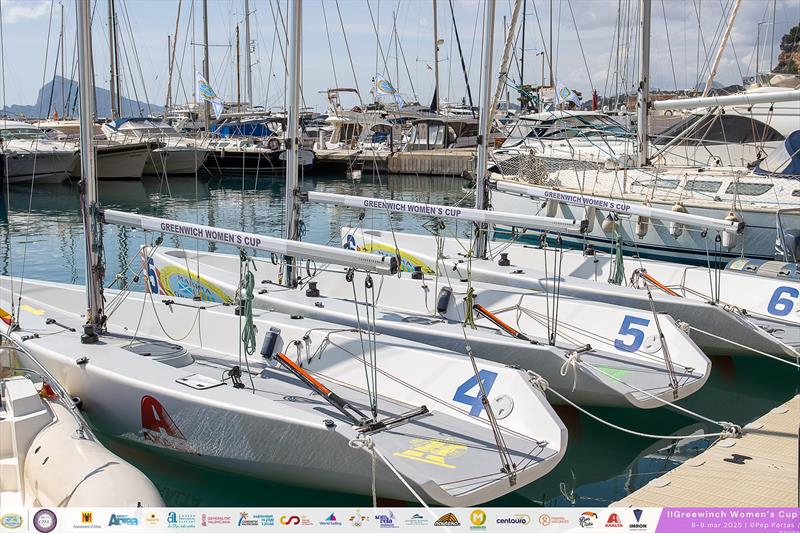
196,72,224,119
374,74,404,107
555,81,581,106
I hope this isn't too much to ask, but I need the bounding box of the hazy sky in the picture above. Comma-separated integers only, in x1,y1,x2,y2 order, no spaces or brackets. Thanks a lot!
1,0,797,113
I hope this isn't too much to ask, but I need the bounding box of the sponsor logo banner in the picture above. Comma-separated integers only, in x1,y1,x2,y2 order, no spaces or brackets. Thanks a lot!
10,507,795,532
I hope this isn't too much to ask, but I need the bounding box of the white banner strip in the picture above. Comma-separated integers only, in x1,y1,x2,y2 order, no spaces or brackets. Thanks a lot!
103,209,397,274
307,191,587,234
493,181,743,233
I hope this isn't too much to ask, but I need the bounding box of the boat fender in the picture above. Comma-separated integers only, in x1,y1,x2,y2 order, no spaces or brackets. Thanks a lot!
545,199,559,218
721,212,740,250
584,206,596,233
601,213,618,234
669,203,687,238
635,215,650,238
260,327,282,360
436,287,453,314
498,253,511,266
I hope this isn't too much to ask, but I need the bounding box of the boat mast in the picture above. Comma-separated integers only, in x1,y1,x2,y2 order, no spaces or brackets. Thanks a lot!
702,0,742,97
472,0,496,259
108,0,121,118
236,24,241,112
76,0,105,343
60,3,65,118
282,0,302,287
520,0,525,88
636,0,651,168
244,0,253,109
202,0,210,130
432,0,440,112
165,0,182,119
548,0,553,87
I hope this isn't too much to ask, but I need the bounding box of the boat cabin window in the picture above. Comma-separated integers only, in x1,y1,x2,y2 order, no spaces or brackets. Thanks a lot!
0,127,48,140
793,190,800,197
654,114,784,145
684,180,722,193
725,182,774,196
631,178,680,190
340,123,362,141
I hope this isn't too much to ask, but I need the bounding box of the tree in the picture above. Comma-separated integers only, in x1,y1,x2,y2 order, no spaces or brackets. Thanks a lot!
774,22,800,74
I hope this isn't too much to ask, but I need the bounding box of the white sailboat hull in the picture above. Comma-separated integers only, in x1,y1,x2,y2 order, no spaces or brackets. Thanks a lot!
143,147,210,176
339,228,795,359
0,276,565,505
2,150,74,184
148,247,712,409
491,187,780,263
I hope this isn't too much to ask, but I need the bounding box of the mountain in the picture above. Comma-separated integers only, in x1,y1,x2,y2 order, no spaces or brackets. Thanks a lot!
1,76,163,119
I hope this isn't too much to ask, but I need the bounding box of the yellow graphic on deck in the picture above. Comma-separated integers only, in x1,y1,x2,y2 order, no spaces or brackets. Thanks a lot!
360,243,435,275
20,305,45,315
394,438,467,469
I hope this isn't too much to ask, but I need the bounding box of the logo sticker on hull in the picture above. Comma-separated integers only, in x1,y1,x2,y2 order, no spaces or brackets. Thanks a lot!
141,395,196,452
157,265,232,304
394,438,467,468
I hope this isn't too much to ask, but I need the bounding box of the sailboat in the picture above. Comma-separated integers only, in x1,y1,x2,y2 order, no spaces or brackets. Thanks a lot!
0,0,567,505
147,0,711,410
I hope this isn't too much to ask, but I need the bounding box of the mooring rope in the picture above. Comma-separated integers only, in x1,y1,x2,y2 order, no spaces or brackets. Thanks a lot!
527,372,742,441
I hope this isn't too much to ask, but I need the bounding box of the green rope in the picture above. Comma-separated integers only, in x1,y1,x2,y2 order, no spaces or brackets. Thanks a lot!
463,251,477,329
609,235,625,286
240,258,256,356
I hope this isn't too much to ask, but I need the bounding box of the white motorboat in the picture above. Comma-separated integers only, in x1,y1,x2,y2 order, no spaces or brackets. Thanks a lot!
0,329,164,507
0,120,75,185
492,87,800,174
35,120,154,179
101,118,210,176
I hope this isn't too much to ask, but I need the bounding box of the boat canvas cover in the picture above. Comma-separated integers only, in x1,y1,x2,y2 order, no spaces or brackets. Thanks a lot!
755,130,800,177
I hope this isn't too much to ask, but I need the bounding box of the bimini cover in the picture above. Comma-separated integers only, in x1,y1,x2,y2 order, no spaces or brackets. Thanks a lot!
211,120,272,138
755,130,800,177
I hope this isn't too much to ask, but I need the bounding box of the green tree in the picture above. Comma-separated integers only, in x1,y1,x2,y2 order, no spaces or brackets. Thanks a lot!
774,22,800,73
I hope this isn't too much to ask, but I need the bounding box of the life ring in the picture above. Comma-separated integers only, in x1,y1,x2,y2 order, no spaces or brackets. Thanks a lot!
267,137,281,151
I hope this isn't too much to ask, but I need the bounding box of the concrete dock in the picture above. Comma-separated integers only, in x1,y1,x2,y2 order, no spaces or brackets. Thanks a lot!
614,394,799,507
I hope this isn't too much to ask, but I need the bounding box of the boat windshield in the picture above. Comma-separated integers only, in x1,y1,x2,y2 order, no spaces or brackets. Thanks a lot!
503,114,630,146
119,120,178,136
0,127,49,140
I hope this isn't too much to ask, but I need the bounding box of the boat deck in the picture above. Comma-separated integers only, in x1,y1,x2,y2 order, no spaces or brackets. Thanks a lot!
613,394,799,507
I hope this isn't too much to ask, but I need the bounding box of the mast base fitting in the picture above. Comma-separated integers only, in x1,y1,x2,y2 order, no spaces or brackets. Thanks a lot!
80,324,99,344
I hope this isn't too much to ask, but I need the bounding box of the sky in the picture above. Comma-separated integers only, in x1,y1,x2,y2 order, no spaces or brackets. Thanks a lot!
1,0,798,114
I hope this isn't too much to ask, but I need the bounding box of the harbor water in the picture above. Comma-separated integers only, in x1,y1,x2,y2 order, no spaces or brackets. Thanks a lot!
1,170,797,507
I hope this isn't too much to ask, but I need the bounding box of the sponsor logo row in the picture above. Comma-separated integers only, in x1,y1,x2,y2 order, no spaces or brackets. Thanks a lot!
0,507,653,531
